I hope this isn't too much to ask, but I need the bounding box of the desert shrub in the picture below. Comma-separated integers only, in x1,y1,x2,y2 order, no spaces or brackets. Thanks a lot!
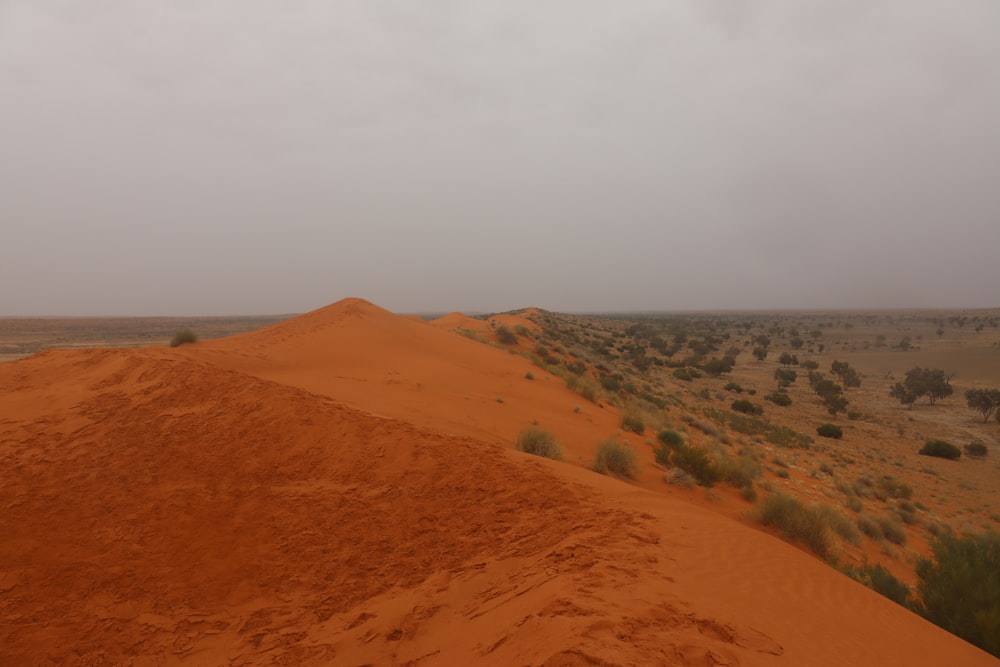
919,440,961,460
877,515,907,545
525,371,534,380
672,367,694,382
916,531,1000,657
621,412,645,435
816,423,843,439
857,514,883,540
731,399,763,415
812,504,861,545
169,329,197,347
671,444,721,487
843,563,913,608
723,382,744,393
592,438,637,478
496,325,518,345
754,493,837,560
741,485,758,502
965,442,988,459
664,468,697,489
800,360,820,371
691,420,719,438
765,392,792,407
515,428,563,460
716,454,760,489
775,468,790,479
845,495,863,513
877,476,913,500
657,429,684,447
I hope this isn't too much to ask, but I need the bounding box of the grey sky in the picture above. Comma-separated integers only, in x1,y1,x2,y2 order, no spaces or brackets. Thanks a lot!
2,1,998,315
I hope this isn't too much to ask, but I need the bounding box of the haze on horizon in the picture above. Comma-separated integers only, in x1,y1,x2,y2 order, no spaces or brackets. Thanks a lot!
2,1,998,316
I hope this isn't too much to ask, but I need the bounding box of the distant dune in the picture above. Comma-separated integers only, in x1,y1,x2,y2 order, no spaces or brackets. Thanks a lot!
0,298,995,665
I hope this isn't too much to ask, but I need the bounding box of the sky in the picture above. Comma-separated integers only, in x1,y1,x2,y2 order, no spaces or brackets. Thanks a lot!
2,0,998,315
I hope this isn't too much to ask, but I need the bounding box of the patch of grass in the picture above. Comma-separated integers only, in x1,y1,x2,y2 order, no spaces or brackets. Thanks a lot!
515,428,563,460
592,438,638,478
754,493,840,561
169,329,197,347
704,408,812,449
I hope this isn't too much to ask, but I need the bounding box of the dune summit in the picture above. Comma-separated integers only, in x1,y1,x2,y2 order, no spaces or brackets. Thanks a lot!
0,298,995,665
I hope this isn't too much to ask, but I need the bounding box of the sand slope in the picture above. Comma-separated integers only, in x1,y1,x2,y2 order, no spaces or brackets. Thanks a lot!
0,299,996,665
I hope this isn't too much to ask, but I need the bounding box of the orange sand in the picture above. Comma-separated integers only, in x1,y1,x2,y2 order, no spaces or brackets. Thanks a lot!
0,298,995,665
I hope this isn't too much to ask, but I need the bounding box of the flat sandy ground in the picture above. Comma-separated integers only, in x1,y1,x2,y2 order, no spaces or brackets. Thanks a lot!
1,300,997,665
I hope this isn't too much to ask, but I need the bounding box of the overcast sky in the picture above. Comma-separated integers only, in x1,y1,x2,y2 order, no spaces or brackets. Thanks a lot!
2,1,998,315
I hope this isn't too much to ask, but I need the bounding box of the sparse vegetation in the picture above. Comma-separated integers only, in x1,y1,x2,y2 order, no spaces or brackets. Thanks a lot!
965,388,1000,422
765,392,792,407
515,428,563,460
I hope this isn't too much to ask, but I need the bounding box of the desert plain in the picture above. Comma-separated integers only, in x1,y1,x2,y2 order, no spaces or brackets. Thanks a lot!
1,298,998,665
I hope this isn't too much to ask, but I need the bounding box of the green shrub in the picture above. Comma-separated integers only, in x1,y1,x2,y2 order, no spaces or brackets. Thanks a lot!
916,531,1000,657
524,371,534,380
765,392,792,407
516,428,563,460
816,423,843,439
754,493,837,560
592,438,638,478
672,367,694,382
843,563,913,607
965,442,988,459
723,382,744,393
169,329,197,347
657,429,684,447
671,444,721,487
731,399,763,415
919,440,961,460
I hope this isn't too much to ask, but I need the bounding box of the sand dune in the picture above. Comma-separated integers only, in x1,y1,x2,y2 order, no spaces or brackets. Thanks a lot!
0,299,995,665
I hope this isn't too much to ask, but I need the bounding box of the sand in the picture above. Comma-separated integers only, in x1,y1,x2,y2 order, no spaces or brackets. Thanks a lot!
0,298,995,665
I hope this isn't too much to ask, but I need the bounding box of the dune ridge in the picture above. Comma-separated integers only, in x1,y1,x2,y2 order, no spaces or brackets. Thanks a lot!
0,299,996,665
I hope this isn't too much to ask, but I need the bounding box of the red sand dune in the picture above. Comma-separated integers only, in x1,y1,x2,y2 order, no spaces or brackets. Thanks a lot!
0,298,995,665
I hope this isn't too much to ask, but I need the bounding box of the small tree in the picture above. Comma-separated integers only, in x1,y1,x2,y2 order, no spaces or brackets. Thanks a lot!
830,360,861,391
965,388,1000,423
774,368,797,389
752,346,769,362
778,352,799,367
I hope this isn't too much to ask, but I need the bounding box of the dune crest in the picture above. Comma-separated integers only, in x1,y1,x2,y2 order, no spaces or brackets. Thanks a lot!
0,299,996,665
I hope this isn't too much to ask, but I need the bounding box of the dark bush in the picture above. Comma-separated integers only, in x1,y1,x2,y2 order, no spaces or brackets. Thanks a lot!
657,429,684,447
916,531,1000,657
964,442,988,459
732,399,763,415
843,563,913,608
816,423,843,439
919,440,961,460
724,382,744,393
765,392,792,407
672,367,693,382
169,329,197,347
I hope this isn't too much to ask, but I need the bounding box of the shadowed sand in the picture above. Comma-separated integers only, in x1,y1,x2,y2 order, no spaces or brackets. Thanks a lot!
0,298,995,665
